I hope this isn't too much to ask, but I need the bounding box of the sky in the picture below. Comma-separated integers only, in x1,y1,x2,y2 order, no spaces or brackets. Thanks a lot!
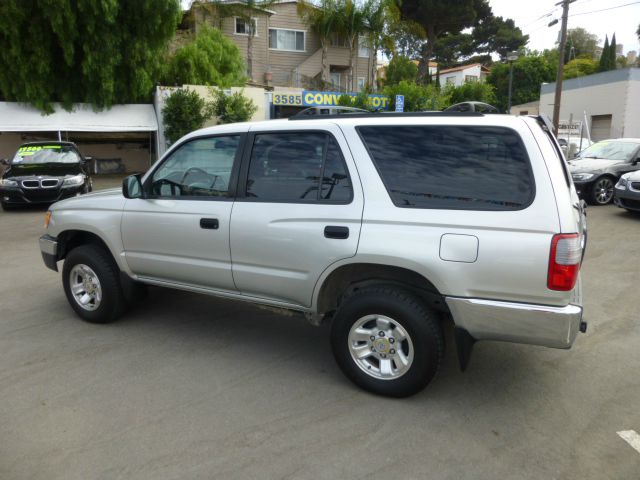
489,0,640,54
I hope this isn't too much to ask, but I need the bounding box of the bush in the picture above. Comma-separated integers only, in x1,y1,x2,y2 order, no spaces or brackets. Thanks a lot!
383,81,441,111
441,82,496,108
164,27,246,87
385,56,419,86
564,58,598,79
162,88,215,145
212,89,258,124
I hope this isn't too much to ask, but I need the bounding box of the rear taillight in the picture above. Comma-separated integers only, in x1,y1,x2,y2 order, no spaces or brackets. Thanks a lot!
548,233,582,291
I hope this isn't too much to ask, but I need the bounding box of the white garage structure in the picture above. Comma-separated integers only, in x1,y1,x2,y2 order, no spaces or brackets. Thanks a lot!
0,102,159,173
539,68,640,141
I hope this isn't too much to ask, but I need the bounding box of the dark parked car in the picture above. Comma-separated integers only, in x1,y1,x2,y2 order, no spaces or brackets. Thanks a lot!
444,102,501,113
568,138,640,205
0,141,92,210
614,170,640,213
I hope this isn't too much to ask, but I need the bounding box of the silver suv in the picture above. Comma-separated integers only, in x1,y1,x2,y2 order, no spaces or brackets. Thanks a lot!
39,113,587,397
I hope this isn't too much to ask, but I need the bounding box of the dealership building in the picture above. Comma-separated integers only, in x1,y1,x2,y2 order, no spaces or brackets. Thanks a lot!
539,68,640,141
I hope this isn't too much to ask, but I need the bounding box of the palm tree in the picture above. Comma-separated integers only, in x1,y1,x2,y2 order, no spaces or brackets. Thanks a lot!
192,0,277,81
363,0,394,91
337,0,367,91
298,0,340,84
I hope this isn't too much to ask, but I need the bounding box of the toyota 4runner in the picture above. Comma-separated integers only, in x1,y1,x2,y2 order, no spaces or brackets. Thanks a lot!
39,113,587,397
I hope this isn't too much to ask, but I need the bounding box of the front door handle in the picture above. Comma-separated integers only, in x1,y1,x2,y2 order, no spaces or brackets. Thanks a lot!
200,218,219,230
324,226,349,239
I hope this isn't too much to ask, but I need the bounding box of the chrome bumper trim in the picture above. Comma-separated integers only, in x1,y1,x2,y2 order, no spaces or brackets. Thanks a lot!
445,297,583,349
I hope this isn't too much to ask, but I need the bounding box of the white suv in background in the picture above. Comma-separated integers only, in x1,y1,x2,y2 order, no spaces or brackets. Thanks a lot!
40,113,587,397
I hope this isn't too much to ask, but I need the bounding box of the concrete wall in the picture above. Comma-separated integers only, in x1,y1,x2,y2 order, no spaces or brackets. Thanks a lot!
540,68,640,139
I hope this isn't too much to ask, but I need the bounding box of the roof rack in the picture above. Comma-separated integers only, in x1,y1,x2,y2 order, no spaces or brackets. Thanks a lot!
288,111,485,121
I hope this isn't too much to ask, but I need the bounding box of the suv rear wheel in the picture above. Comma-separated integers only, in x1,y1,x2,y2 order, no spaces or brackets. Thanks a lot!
330,286,444,397
62,244,126,323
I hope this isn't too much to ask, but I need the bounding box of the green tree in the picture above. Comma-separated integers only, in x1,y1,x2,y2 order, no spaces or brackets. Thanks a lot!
396,0,492,81
164,27,246,87
563,58,598,79
486,52,555,111
212,89,258,124
385,56,418,85
299,0,340,83
564,27,599,62
598,35,610,72
162,88,215,145
192,0,277,81
0,0,181,113
337,0,367,91
608,33,617,70
363,0,394,91
383,19,426,59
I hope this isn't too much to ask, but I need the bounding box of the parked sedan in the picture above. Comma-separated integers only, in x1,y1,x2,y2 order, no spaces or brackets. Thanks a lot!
568,138,640,205
0,142,92,210
614,171,640,213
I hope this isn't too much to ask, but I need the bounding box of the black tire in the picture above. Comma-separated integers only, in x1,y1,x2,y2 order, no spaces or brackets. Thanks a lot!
330,286,444,398
587,176,615,205
62,244,126,323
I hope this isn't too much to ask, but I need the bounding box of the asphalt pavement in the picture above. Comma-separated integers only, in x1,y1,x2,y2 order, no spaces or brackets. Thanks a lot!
1,176,639,479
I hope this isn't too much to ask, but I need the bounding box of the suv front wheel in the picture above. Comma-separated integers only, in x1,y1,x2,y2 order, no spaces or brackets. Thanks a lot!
330,286,444,397
62,244,126,323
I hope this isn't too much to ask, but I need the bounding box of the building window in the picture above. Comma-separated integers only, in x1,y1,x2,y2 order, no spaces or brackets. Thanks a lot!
358,35,370,57
269,28,305,52
330,33,349,48
465,75,478,83
235,17,257,36
357,77,365,90
446,76,455,85
330,72,341,87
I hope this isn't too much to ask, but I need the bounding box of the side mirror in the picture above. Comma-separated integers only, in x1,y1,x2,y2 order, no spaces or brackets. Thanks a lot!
0,158,8,166
633,157,640,165
123,174,144,199
83,156,93,163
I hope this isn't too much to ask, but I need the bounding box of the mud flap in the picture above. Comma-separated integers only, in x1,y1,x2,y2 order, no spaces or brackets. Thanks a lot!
454,327,476,372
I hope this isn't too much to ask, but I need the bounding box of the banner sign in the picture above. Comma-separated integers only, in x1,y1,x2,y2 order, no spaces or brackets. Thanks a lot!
558,121,582,136
301,91,390,110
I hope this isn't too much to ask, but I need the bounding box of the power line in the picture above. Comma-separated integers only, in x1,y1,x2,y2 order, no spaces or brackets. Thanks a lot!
569,1,640,17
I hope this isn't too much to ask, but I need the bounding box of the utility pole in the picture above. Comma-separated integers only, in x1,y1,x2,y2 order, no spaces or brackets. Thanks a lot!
552,0,574,135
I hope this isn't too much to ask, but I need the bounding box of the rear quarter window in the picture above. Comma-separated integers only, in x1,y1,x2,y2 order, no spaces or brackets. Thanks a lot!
357,125,535,211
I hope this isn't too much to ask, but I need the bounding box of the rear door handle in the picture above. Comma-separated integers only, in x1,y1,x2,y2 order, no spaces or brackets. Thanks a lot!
324,226,349,239
200,218,219,230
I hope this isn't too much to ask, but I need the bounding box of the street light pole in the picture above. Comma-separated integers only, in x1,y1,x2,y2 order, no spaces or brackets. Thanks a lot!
552,0,574,134
506,51,518,113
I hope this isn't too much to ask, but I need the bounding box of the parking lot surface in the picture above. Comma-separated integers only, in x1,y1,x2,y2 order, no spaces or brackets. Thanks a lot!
1,176,639,479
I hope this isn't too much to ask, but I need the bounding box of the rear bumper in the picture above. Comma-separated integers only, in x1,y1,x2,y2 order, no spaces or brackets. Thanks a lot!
39,234,59,271
446,297,584,349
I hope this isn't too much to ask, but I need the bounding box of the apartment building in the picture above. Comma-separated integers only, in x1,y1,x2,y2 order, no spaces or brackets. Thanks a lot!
189,0,374,91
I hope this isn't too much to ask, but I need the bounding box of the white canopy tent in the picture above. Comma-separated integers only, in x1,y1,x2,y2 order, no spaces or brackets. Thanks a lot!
0,102,158,134
0,102,160,172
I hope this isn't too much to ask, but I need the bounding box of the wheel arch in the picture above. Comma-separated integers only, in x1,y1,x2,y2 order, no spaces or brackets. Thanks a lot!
57,229,116,265
314,262,448,318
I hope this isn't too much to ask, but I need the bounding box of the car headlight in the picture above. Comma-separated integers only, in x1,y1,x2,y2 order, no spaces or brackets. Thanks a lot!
615,177,628,190
572,173,595,181
0,178,18,187
62,174,85,186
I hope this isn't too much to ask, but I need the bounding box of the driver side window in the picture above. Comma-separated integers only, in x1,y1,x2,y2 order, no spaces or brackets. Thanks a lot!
151,136,240,198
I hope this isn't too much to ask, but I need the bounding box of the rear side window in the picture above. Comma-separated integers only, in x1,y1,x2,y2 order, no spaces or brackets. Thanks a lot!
246,132,352,203
358,125,534,210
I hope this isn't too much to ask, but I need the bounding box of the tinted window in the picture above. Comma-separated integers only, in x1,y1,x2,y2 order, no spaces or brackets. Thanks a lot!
246,132,352,202
151,136,239,198
358,126,534,210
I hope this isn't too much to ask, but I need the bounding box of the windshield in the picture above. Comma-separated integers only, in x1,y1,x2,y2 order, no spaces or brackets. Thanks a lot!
12,145,80,164
576,140,639,161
